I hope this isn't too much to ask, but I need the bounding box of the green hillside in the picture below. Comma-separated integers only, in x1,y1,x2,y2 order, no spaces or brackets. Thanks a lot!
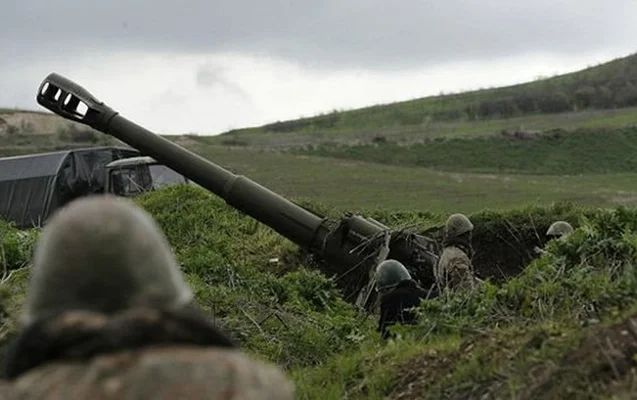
220,52,637,137
209,106,637,149
293,126,637,175
3,186,637,398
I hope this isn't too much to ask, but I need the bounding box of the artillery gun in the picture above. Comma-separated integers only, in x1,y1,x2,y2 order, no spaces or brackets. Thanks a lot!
34,73,440,312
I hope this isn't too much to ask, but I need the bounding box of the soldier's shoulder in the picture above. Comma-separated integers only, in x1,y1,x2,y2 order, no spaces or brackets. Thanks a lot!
9,346,294,399
0,379,14,400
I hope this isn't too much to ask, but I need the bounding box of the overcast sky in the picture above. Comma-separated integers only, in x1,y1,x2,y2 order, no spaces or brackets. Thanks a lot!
2,0,636,135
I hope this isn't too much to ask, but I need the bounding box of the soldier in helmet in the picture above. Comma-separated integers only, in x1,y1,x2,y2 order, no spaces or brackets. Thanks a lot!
534,220,574,255
2,195,294,399
375,259,430,340
435,213,480,293
546,221,574,240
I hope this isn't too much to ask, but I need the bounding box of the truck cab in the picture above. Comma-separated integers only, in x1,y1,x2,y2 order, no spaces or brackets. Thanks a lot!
105,156,190,197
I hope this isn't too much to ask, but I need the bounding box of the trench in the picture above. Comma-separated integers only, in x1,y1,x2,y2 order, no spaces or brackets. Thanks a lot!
304,214,565,304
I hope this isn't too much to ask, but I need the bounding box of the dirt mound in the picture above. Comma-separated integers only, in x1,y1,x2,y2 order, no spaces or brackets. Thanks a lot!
388,345,472,399
387,331,521,400
523,314,637,399
387,312,637,400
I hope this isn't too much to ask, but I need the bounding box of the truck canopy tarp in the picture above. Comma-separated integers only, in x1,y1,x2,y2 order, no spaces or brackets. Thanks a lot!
0,147,139,228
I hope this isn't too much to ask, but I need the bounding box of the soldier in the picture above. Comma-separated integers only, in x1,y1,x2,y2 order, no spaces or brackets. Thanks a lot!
2,195,294,399
375,259,431,340
534,220,574,255
546,221,574,240
434,213,480,293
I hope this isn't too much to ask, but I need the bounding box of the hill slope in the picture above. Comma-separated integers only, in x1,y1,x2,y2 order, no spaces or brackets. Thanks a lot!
0,109,97,136
0,109,199,157
220,52,637,138
3,52,637,151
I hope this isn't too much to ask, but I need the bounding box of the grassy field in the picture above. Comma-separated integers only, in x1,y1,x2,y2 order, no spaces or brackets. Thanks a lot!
2,133,637,213
177,143,637,213
291,126,637,175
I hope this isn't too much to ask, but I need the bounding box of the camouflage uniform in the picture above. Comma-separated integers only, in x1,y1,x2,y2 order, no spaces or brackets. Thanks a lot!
1,195,294,399
6,334,292,399
434,213,480,292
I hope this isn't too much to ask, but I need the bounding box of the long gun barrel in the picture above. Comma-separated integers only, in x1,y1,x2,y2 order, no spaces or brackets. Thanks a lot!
35,73,440,310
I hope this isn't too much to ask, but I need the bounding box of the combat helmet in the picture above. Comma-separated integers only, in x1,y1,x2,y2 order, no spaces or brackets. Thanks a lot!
20,195,194,327
444,213,474,238
546,221,574,238
375,259,412,292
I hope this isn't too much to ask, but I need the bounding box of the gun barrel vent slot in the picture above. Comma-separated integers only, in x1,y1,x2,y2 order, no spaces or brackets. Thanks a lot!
62,94,87,118
40,82,49,95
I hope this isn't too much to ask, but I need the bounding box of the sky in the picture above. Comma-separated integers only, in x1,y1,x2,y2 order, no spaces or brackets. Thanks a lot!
2,0,636,135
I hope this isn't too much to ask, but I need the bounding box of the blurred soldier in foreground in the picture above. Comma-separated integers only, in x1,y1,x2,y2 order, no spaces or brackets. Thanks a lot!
2,195,294,399
435,213,481,292
375,259,432,340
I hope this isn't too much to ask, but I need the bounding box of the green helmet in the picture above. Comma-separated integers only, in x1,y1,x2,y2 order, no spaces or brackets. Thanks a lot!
20,195,194,327
375,259,411,292
444,213,474,238
546,221,573,238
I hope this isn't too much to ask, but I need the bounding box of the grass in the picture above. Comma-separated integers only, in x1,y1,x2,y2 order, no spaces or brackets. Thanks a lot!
292,126,637,175
8,126,637,214
209,106,637,148
3,187,637,398
292,205,637,399
0,187,370,372
172,143,637,214
4,123,637,217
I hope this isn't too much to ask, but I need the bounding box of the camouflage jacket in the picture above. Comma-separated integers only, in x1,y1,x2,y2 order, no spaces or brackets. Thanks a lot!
434,245,479,292
1,308,294,399
3,345,294,399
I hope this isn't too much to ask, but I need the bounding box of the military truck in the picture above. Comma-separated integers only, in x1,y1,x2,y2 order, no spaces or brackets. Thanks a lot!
105,155,191,197
0,147,189,228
